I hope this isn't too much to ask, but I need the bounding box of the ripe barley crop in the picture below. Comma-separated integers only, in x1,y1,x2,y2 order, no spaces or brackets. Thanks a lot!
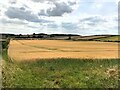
8,40,119,61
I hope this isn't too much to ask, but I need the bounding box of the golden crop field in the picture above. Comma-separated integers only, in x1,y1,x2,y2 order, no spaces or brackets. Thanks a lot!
8,40,119,61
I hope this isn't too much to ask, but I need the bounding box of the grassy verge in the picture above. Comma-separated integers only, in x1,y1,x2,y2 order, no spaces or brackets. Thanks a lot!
2,58,119,88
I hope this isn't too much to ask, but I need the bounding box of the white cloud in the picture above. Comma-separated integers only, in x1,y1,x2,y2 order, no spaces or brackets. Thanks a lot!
116,0,120,4
0,0,118,35
5,7,52,23
77,15,118,35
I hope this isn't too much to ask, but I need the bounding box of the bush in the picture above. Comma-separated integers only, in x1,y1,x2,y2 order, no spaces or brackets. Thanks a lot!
2,39,10,49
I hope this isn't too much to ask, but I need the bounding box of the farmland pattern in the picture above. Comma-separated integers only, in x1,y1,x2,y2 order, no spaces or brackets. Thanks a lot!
8,40,119,61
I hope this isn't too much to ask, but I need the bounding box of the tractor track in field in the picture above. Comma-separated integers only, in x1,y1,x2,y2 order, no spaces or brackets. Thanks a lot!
16,40,118,53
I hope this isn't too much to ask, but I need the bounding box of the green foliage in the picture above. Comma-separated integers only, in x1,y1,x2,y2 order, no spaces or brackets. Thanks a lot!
1,39,10,61
2,39,10,49
2,58,119,88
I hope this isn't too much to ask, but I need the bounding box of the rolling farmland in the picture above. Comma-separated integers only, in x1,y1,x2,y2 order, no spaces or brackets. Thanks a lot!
8,40,119,61
2,39,119,88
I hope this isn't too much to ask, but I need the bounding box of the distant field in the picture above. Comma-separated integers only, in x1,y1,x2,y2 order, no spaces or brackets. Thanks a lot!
72,35,120,42
94,36,120,42
8,40,119,61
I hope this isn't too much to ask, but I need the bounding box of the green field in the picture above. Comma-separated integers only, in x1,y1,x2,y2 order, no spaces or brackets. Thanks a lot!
94,36,120,42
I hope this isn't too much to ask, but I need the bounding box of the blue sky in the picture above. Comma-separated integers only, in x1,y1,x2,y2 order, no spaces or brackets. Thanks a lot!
0,0,119,35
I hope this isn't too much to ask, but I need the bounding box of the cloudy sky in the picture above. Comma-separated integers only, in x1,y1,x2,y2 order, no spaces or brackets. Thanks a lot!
0,0,119,35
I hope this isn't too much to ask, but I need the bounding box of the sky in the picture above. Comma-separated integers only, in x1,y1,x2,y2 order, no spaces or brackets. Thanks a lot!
0,0,119,35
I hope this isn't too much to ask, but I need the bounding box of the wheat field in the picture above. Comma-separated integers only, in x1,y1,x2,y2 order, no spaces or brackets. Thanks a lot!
8,40,119,61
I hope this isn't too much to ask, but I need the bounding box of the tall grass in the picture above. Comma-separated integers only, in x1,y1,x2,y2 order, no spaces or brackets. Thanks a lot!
2,58,119,88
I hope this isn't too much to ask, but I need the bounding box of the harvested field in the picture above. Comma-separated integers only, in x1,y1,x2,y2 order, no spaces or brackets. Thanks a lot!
8,40,119,61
